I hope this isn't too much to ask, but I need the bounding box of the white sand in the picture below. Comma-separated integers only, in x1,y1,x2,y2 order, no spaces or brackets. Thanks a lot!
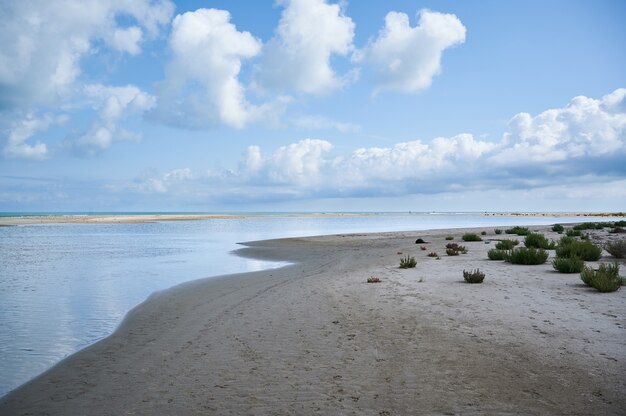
1,225,625,415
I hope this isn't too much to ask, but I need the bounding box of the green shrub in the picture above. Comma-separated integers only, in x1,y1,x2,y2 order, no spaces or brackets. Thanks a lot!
399,255,417,268
552,256,584,273
558,236,576,246
605,239,626,258
505,226,530,236
580,263,623,292
481,231,487,236
487,249,508,260
555,240,602,261
615,220,626,227
609,227,626,234
494,229,503,235
463,269,485,283
445,236,454,240
552,224,564,233
572,222,612,231
495,239,519,250
505,247,549,265
566,229,582,237
524,233,556,249
445,243,467,256
462,233,482,242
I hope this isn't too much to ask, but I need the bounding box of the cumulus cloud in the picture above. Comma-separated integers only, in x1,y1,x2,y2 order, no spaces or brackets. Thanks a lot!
0,0,174,109
151,8,275,129
3,113,68,160
255,0,356,94
357,9,466,95
72,84,156,155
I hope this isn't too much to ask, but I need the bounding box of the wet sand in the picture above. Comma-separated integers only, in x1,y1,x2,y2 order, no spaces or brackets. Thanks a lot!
1,225,625,415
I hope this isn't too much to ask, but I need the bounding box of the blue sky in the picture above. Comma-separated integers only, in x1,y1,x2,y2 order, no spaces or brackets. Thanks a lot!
1,0,625,212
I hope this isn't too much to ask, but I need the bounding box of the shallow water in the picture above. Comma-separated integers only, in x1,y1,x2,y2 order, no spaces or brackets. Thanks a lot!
0,214,618,396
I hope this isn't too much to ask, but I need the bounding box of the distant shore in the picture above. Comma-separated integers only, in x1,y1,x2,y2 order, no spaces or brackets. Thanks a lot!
0,211,624,226
2,224,624,415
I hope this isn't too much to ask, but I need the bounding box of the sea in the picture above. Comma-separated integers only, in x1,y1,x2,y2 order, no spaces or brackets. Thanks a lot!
0,212,621,396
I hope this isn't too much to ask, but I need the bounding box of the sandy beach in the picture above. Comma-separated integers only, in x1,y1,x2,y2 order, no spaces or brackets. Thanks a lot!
1,225,625,415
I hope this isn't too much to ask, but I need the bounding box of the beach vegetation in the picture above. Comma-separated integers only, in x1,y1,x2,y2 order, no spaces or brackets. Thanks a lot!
552,224,564,233
487,249,508,260
556,239,602,261
505,247,549,265
609,227,626,234
494,229,503,235
427,252,438,257
495,239,519,250
552,256,584,273
580,263,623,292
463,269,485,283
399,255,417,268
367,277,382,283
420,246,427,251
505,226,530,236
524,233,556,250
566,229,582,237
605,239,626,258
445,243,467,256
445,236,454,240
462,233,482,242
481,231,487,236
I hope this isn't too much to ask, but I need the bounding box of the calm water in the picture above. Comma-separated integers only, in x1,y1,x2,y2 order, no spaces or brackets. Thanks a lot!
0,214,618,396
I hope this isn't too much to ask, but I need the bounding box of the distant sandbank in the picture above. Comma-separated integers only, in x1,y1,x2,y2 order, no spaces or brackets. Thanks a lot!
1,224,624,415
0,211,624,226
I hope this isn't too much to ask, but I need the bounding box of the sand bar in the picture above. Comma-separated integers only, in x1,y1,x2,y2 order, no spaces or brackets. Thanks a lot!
1,225,625,415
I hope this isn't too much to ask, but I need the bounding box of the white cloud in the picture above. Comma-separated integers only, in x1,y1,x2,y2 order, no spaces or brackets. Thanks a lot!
152,8,271,129
357,9,466,95
291,115,360,133
0,0,174,109
3,113,67,160
255,0,356,94
73,84,156,155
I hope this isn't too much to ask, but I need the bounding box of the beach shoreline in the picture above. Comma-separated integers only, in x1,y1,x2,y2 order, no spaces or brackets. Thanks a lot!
1,224,625,415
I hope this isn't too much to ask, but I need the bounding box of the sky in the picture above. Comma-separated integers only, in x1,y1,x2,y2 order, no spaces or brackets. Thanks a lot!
1,0,625,213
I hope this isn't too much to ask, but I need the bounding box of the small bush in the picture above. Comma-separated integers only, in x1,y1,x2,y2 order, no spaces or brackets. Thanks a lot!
552,256,584,273
420,246,427,251
487,249,508,260
580,263,623,292
566,229,582,237
463,269,485,283
505,226,530,236
494,229,503,235
558,236,576,246
462,233,482,242
552,224,564,233
524,233,556,250
609,227,626,234
615,220,626,227
605,239,626,258
556,240,602,261
481,231,487,236
400,255,417,268
445,236,454,240
445,243,467,256
506,247,549,265
367,277,381,283
495,239,519,250
427,252,438,257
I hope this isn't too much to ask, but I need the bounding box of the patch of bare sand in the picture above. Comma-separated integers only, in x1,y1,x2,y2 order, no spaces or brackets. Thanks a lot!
1,225,625,415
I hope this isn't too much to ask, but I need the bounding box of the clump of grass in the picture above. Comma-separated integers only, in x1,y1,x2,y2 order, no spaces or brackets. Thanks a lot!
580,263,623,292
481,231,487,236
445,243,467,256
505,247,549,265
609,227,626,234
463,269,485,283
552,224,564,233
427,252,438,257
566,229,582,237
367,277,381,283
556,239,602,261
605,239,626,258
552,256,584,273
445,236,454,240
399,255,417,268
524,233,556,250
494,229,503,235
495,239,519,250
487,249,508,260
505,226,530,236
462,233,482,242
420,246,427,251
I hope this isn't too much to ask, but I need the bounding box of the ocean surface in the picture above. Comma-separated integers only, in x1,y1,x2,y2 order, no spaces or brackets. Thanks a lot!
0,213,619,396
